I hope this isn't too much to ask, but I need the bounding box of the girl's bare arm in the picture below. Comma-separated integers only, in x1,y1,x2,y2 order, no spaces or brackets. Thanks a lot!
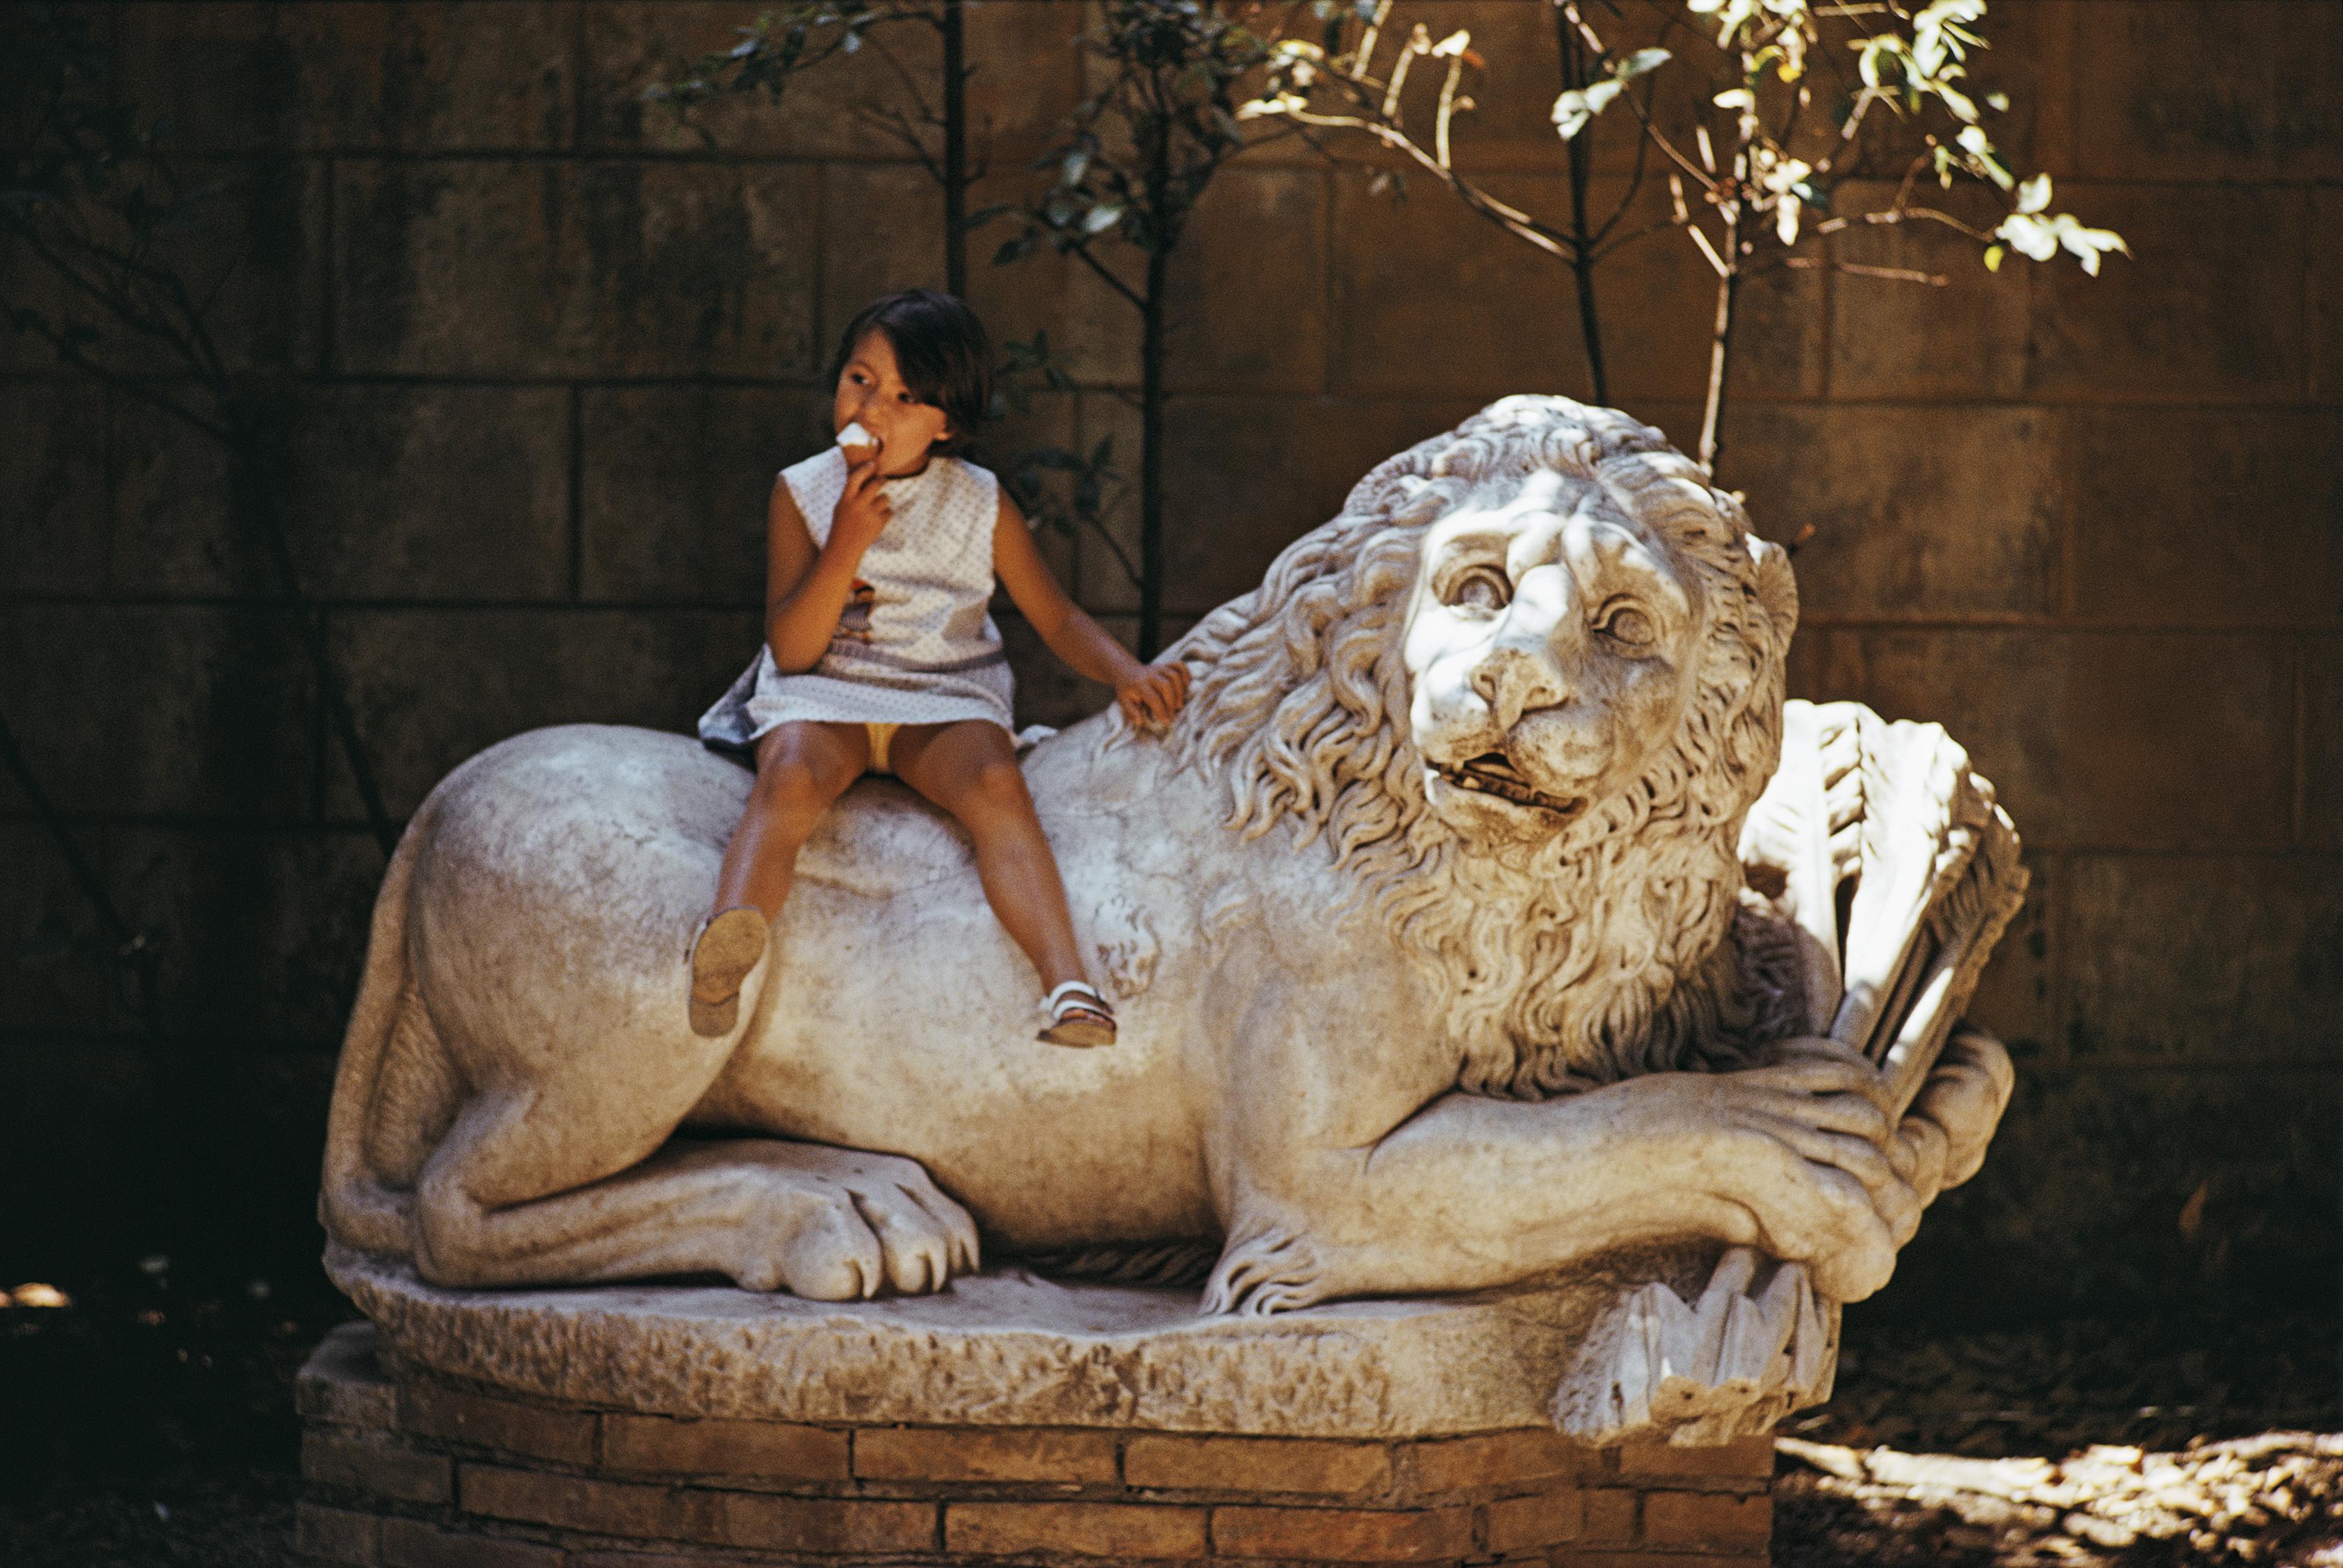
990,490,1192,729
764,460,890,673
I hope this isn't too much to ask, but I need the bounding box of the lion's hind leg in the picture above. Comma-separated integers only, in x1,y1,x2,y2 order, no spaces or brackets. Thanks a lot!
413,1081,978,1297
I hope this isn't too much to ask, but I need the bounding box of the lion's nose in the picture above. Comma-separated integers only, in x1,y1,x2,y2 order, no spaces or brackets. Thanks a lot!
1469,642,1569,731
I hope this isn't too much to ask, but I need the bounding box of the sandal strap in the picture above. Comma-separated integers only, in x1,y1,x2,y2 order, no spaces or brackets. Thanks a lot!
1043,981,1113,1020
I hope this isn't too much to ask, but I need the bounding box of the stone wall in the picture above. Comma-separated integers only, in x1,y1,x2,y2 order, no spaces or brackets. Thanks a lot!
3,1,2337,1313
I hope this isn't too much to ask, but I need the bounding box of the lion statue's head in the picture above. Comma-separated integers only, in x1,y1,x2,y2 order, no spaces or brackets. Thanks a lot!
1165,397,1799,1095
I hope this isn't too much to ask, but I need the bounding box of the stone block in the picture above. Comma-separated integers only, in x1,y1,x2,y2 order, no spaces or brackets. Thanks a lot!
1330,168,1585,399
0,604,318,821
1211,1504,1473,1562
115,2,576,152
2022,183,2305,405
1793,629,2296,849
380,1517,564,1568
334,160,820,378
1616,1438,1774,1483
2314,189,2342,403
2305,638,2340,848
302,1428,455,1505
1893,1065,2342,1313
855,1425,1117,1485
1402,1428,1594,1497
3,157,325,377
404,1386,597,1465
1162,168,1330,394
1080,393,1485,615
717,1492,938,1553
108,825,382,1046
1125,1434,1393,1497
295,1501,381,1567
1640,1490,1770,1548
944,1499,1208,1558
1330,169,1819,404
1826,181,2035,402
1553,1553,1764,1568
584,1,1078,163
327,608,758,818
0,380,107,594
2069,410,2342,627
1962,851,2058,1052
1580,1488,1638,1544
821,163,949,355
2063,852,2342,1062
2073,0,2342,182
1482,1488,1586,1552
1729,404,2067,621
115,385,572,602
298,1324,398,1430
581,385,830,605
602,1413,849,1482
461,1464,708,1539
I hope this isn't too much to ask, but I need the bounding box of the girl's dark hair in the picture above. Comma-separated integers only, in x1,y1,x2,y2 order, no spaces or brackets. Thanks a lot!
827,289,993,457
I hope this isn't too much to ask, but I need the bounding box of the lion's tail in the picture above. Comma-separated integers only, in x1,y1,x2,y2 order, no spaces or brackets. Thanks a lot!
318,797,432,1257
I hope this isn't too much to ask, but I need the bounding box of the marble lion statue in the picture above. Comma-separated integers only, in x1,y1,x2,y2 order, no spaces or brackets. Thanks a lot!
321,396,2019,1324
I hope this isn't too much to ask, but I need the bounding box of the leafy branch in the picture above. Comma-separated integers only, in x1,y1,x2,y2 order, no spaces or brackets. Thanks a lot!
1248,0,2127,476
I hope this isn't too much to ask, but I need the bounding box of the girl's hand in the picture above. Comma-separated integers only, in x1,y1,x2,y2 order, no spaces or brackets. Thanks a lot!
1116,659,1192,732
830,452,891,555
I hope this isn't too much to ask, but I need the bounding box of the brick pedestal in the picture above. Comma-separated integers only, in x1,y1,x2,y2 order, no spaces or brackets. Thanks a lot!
297,1324,1774,1567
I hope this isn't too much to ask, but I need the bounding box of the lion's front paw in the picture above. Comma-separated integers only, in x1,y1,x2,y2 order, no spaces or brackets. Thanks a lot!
729,1145,980,1299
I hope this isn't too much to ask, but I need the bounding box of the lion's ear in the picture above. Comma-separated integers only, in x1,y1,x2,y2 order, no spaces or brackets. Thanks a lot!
1746,534,1799,660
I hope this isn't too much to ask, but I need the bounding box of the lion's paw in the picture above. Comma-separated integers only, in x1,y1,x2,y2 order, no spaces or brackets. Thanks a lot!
1202,1223,1326,1316
730,1145,980,1299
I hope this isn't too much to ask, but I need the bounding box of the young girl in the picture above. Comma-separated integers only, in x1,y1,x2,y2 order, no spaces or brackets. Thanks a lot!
692,289,1190,1046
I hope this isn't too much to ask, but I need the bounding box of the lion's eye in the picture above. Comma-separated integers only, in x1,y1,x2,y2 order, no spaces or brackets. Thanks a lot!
1598,603,1655,648
1444,566,1511,614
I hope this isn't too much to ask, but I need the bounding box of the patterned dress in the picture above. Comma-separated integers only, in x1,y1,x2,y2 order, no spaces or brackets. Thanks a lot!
698,447,1016,747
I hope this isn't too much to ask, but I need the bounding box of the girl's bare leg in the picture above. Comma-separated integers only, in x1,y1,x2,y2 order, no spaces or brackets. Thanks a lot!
888,720,1092,998
712,720,871,919
695,722,869,1035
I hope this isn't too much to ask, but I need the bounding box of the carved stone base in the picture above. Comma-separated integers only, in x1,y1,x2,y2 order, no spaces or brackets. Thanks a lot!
302,1255,1789,1567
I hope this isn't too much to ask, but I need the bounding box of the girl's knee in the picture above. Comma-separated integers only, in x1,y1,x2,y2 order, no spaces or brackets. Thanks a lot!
960,757,1033,818
750,759,837,828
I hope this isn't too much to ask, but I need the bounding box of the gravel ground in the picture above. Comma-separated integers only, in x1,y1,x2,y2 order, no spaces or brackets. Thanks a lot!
3,1273,2335,1567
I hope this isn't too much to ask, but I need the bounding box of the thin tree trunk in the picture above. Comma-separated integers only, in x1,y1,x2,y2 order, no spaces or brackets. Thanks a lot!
941,0,967,297
1555,6,1609,406
1697,221,1740,478
1139,243,1167,661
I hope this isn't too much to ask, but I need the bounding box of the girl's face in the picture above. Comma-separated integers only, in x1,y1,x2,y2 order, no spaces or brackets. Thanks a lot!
833,329,953,476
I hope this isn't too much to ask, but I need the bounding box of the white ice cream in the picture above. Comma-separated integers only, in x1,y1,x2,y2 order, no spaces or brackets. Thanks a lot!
836,422,878,451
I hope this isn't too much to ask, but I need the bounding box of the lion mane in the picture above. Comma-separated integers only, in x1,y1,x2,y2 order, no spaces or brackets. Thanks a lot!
1163,397,1800,1095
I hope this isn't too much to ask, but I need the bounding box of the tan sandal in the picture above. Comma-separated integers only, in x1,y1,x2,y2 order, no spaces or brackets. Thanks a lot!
1038,981,1116,1048
689,905,769,1036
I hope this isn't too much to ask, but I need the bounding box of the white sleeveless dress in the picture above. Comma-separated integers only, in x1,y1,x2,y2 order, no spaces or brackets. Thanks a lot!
698,447,1016,746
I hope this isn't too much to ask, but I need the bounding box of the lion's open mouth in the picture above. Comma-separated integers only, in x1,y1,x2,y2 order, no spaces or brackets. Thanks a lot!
1430,753,1588,818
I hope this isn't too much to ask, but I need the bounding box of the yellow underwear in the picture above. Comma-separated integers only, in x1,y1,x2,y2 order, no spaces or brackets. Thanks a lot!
864,722,899,776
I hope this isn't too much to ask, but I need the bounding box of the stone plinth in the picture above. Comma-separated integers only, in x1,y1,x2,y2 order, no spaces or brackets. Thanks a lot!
303,1251,1780,1567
